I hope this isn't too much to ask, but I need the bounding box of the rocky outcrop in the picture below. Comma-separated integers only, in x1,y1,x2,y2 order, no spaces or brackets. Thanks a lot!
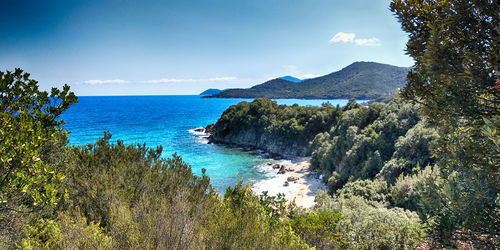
207,124,309,158
278,165,287,174
205,123,215,135
204,99,336,158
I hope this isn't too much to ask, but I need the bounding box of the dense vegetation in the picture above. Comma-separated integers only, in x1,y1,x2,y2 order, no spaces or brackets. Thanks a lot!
310,98,437,187
1,0,498,248
209,0,500,245
210,95,433,247
390,0,499,245
1,69,350,249
209,98,342,157
0,69,426,248
207,62,408,100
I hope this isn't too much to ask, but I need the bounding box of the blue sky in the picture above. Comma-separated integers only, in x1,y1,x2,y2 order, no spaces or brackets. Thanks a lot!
0,0,412,95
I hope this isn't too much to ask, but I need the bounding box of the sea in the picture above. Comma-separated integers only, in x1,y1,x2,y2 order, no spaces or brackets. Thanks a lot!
61,95,357,193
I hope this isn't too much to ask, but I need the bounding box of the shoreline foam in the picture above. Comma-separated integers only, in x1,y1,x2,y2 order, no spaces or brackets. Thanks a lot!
190,126,326,207
252,158,326,209
188,127,210,144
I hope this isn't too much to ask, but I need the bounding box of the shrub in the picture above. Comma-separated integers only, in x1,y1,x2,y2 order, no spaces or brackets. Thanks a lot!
290,210,346,249
336,179,389,204
390,165,438,211
315,191,425,249
20,211,112,249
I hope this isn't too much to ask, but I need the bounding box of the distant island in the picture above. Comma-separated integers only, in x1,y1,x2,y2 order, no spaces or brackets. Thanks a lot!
203,62,409,100
199,88,223,96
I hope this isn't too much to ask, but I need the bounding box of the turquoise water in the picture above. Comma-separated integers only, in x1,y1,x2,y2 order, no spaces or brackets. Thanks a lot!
61,95,357,191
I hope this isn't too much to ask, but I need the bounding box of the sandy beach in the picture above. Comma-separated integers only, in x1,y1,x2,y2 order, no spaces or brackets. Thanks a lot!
252,158,326,209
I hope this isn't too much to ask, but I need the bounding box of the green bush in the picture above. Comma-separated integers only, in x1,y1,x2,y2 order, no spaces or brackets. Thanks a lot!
290,210,345,249
310,97,435,193
377,121,438,184
315,191,425,249
20,211,112,249
202,182,310,249
336,179,389,204
390,165,438,212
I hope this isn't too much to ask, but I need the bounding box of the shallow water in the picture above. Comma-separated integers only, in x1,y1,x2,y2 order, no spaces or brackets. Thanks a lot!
61,95,359,192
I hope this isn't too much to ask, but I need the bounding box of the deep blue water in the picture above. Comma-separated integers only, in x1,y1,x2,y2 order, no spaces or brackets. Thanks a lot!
61,95,357,191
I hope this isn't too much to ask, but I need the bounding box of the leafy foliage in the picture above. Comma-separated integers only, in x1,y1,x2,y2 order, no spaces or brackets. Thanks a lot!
20,211,112,249
0,69,77,247
335,179,389,204
0,69,77,210
315,191,425,249
310,97,436,193
290,210,346,249
211,98,342,157
6,132,316,249
391,0,499,124
211,96,436,248
391,0,500,245
390,165,439,212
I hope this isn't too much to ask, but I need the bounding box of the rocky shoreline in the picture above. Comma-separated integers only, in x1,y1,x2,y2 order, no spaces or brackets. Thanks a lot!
252,159,326,208
204,123,302,159
200,124,326,208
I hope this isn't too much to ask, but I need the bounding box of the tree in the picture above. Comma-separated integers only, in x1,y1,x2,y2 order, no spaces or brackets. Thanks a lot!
391,0,499,124
0,68,77,212
391,0,499,245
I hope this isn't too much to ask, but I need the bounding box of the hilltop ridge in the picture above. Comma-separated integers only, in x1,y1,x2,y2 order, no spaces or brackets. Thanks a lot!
206,62,409,99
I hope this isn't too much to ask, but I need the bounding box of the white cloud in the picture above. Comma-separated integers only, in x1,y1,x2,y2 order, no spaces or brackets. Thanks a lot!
329,32,381,46
282,65,298,71
83,79,127,85
354,37,381,46
329,32,355,43
142,78,192,84
205,77,238,81
142,77,237,84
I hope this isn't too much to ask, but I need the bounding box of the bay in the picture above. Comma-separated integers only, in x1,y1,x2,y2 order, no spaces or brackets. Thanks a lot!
61,95,359,191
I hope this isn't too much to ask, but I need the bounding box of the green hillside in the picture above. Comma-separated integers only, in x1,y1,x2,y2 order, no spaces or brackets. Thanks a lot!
208,62,409,99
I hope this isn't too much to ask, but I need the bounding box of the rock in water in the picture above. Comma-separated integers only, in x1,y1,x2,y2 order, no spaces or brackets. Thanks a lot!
284,181,289,187
278,165,287,174
205,123,215,134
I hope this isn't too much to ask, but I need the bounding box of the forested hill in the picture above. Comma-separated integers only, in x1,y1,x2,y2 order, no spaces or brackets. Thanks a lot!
207,62,409,99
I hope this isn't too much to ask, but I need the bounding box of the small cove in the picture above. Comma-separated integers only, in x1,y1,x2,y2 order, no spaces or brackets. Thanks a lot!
61,95,364,192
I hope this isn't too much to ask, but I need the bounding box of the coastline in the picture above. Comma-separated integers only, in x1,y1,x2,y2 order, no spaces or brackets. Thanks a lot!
192,126,327,208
